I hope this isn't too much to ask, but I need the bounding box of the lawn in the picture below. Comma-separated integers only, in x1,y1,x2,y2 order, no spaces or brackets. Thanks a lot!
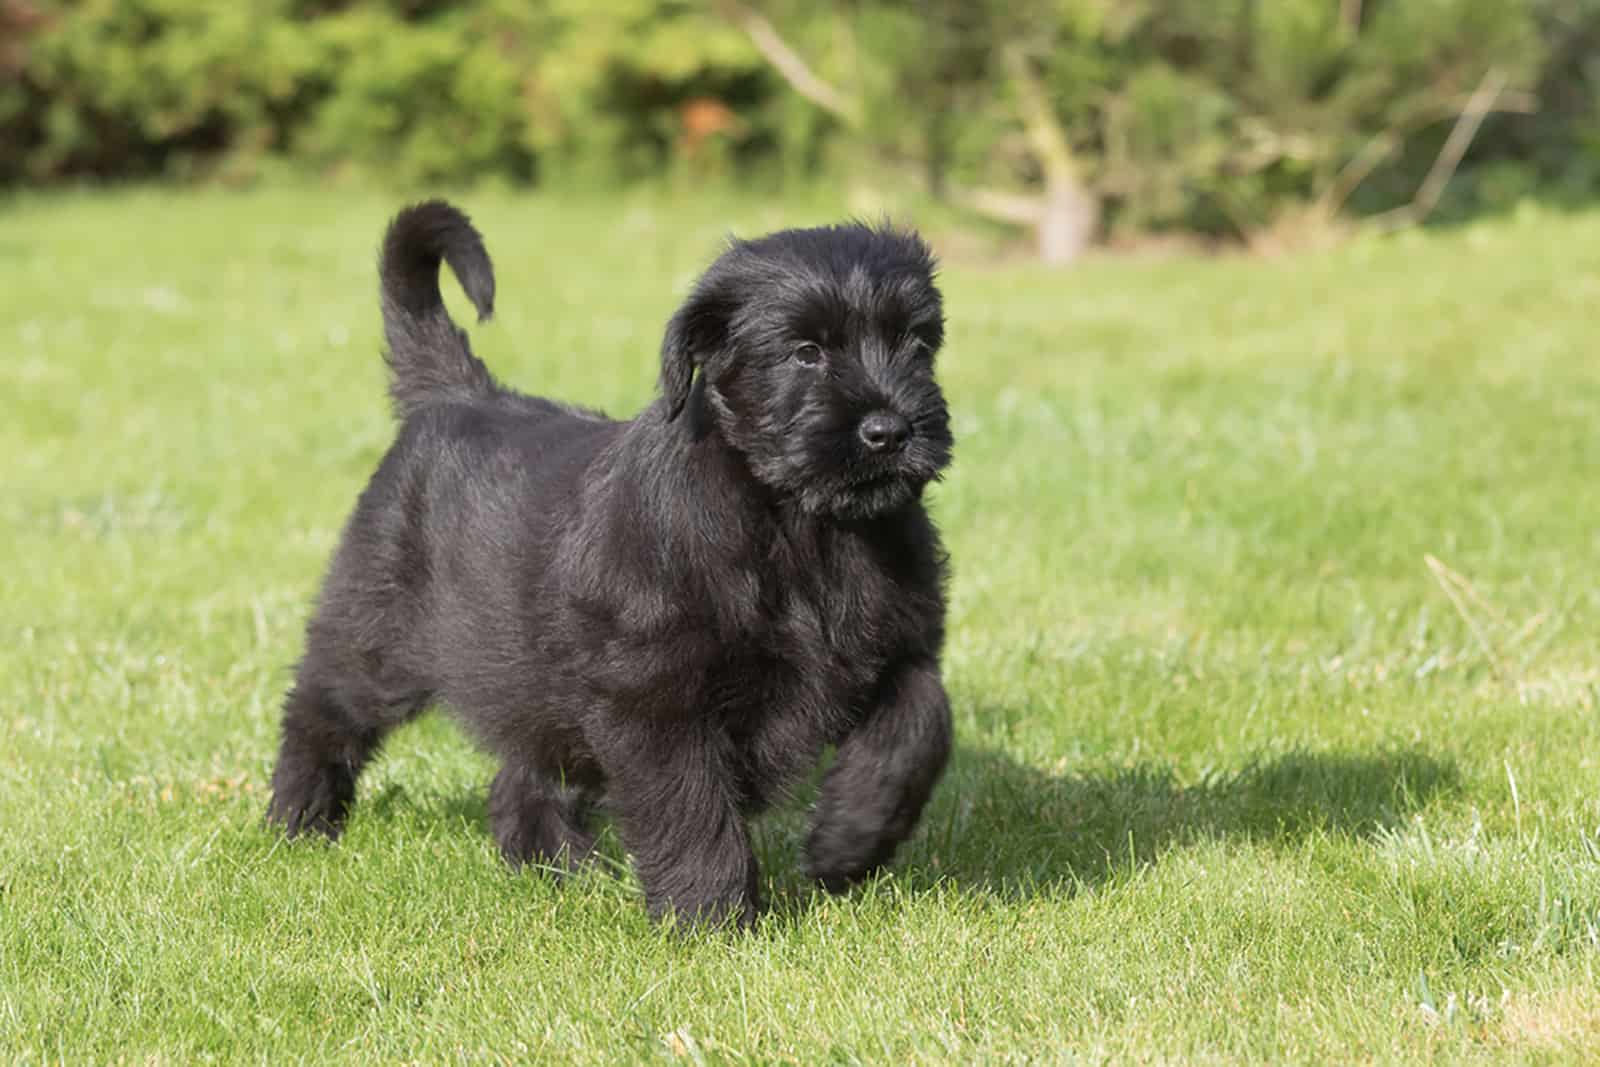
2,186,1598,1063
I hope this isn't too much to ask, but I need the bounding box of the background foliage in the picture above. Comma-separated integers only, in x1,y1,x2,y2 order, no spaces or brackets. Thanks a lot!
3,0,1599,240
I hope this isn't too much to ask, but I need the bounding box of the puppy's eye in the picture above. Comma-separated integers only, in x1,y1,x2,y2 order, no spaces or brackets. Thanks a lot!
793,342,824,367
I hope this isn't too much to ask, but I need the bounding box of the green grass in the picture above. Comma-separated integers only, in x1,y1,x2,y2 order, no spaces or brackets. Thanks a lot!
3,185,1599,1064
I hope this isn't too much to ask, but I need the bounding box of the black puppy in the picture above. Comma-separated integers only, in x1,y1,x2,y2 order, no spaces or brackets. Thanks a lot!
267,201,955,928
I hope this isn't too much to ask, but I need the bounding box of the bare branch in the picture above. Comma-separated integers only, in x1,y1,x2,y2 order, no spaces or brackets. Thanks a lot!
1370,67,1509,233
1318,80,1532,219
948,185,1045,225
1317,130,1400,217
720,2,862,127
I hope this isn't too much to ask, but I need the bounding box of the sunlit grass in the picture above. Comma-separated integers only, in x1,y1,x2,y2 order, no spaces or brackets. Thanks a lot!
2,186,1598,1062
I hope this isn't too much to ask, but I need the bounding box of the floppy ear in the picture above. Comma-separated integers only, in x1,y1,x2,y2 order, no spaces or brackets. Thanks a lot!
659,282,731,421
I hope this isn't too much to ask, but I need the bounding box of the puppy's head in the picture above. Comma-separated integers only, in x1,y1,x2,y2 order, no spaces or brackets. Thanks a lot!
661,222,952,520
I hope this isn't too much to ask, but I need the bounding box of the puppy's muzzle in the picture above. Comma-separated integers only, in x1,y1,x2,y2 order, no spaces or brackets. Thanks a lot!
858,411,911,454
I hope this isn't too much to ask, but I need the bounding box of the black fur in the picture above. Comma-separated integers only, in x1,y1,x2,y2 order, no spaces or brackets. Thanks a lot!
267,200,956,929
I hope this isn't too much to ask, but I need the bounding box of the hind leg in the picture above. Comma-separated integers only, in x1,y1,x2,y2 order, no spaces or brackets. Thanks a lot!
267,645,425,839
267,679,378,838
489,763,597,871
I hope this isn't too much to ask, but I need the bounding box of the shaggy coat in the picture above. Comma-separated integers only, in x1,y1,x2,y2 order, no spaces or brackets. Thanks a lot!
267,201,955,927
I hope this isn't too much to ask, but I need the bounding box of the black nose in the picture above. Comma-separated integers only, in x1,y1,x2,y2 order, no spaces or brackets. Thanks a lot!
858,411,911,453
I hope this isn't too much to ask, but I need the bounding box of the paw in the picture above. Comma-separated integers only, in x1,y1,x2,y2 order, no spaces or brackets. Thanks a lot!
488,768,597,873
805,856,874,895
805,823,895,894
266,791,345,840
495,823,597,873
642,859,762,932
648,892,758,933
267,764,353,839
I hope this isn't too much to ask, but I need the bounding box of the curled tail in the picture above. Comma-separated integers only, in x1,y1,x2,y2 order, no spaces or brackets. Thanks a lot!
379,200,497,418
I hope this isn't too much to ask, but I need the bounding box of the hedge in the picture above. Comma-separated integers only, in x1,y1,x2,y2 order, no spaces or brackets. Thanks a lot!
3,0,1597,238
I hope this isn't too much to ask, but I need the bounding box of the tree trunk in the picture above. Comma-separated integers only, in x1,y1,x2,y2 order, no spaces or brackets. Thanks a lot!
1003,45,1098,264
1037,176,1099,264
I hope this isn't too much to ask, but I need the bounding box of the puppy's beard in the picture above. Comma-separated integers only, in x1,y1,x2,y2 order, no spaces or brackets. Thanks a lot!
791,443,950,520
826,426,953,520
798,452,947,519
753,454,922,520
824,473,921,520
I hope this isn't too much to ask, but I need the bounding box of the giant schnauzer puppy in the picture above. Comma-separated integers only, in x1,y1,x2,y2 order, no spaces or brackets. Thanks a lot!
267,201,955,928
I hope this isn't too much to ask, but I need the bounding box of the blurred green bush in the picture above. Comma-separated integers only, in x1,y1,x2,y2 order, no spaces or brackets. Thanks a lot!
0,0,788,185
2,0,1596,239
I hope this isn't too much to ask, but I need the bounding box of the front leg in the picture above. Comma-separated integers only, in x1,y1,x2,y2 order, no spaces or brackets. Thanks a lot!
600,721,760,930
807,659,952,893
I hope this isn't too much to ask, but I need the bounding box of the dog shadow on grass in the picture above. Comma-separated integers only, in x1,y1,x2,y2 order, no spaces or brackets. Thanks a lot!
358,736,1460,921
867,742,1461,901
